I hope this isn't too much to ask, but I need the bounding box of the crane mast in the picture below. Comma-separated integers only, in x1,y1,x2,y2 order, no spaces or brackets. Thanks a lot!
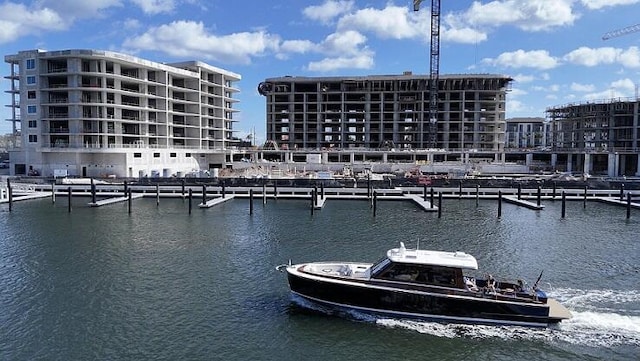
602,23,640,40
414,0,440,148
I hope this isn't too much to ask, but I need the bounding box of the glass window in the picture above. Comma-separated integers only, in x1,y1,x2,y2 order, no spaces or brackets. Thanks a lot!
28,134,38,142
27,105,37,114
28,120,37,128
26,59,35,69
27,91,36,99
26,76,36,85
153,153,160,158
170,153,177,157
134,153,142,158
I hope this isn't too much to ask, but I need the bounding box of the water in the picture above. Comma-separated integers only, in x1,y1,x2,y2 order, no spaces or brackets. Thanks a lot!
1,196,639,360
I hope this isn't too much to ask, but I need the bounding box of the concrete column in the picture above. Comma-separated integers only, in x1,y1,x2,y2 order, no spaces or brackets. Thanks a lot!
525,153,533,167
322,152,328,164
583,153,591,175
607,153,617,177
349,152,355,163
620,154,627,176
566,154,573,173
382,152,388,162
636,155,640,176
427,153,434,164
551,153,558,169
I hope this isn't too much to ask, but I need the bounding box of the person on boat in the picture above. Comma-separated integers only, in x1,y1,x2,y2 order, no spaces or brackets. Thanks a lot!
486,274,497,293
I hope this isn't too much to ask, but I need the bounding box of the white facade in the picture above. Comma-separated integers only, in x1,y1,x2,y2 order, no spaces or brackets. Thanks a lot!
4,49,241,177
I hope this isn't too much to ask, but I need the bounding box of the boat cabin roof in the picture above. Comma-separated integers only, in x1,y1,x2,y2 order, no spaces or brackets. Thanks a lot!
386,243,478,270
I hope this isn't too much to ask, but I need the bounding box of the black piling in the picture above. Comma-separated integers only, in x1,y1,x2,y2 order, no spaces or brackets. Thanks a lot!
314,186,318,207
273,181,278,198
561,191,566,218
620,183,625,201
310,190,314,215
91,179,96,204
51,183,56,204
458,181,462,199
222,181,226,199
181,179,186,198
188,188,193,215
423,185,427,201
123,180,128,197
156,183,160,206
321,183,325,199
67,186,72,213
517,184,522,200
373,191,378,217
437,192,442,218
627,193,632,219
128,188,132,214
7,179,12,212
552,181,557,199
537,186,541,207
475,184,480,207
367,176,371,199
498,191,502,218
249,189,254,215
202,184,207,205
430,187,434,208
583,185,587,208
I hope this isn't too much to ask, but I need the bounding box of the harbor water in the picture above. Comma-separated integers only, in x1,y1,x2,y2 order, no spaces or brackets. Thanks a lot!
1,196,639,360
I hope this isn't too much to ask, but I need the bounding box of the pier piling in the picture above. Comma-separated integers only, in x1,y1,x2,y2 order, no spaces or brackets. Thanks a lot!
627,193,631,219
51,183,55,204
561,191,566,218
91,179,96,204
430,187,434,208
67,186,72,213
181,180,185,198
262,183,267,205
128,189,132,214
438,192,442,218
459,181,462,199
123,181,128,197
222,182,226,199
321,183,325,199
249,189,254,215
475,184,480,206
202,185,207,205
552,182,557,199
373,191,378,217
620,184,625,201
273,181,278,199
188,188,193,215
517,184,522,200
7,179,12,212
310,190,314,215
498,191,502,218
156,184,160,206
583,185,587,208
423,185,427,201
537,186,541,207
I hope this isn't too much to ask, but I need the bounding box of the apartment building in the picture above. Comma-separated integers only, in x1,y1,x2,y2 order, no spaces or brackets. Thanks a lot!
259,73,511,151
505,117,550,150
4,49,240,177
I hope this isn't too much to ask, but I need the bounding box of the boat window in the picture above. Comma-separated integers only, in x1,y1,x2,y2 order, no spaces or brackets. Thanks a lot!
376,263,461,287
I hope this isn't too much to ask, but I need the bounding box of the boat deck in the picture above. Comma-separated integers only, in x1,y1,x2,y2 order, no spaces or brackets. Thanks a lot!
547,298,572,320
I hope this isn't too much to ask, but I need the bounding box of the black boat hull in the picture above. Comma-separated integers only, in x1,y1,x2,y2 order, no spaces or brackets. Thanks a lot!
287,271,559,327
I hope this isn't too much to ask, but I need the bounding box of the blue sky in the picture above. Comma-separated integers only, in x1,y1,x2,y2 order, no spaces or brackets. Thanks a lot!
2,0,640,144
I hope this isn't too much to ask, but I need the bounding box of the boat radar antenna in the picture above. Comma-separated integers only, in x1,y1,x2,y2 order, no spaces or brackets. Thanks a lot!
533,270,544,290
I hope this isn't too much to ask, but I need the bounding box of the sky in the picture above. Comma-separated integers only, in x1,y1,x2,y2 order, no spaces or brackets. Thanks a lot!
1,0,640,144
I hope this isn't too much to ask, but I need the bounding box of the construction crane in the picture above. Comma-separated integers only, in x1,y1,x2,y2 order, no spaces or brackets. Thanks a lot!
602,23,640,40
413,0,440,148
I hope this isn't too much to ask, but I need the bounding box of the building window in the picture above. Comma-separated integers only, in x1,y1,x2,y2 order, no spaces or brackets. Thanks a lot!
26,59,35,69
26,76,36,85
28,135,38,143
153,153,160,158
170,153,176,157
27,91,36,99
28,120,37,128
134,153,142,158
185,153,191,157
27,105,37,114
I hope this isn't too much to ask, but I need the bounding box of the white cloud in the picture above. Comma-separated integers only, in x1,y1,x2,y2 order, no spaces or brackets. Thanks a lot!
463,0,579,32
508,88,528,97
483,49,559,70
337,4,422,39
564,46,640,68
581,0,640,9
512,74,535,83
307,52,374,72
570,82,596,92
319,30,367,56
303,0,354,24
0,2,67,44
40,0,122,18
130,0,176,14
123,21,281,64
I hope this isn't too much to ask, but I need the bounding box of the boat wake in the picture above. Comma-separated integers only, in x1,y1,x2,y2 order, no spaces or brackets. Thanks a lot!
291,288,640,347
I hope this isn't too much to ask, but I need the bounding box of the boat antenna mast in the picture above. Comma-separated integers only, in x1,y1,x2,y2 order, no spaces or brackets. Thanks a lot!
413,0,440,148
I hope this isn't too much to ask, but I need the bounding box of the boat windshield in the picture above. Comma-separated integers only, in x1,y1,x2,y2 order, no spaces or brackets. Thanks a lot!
370,257,391,276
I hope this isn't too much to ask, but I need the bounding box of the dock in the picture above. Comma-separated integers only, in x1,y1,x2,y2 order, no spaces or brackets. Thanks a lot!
199,195,235,208
502,196,545,210
403,194,438,212
88,193,144,207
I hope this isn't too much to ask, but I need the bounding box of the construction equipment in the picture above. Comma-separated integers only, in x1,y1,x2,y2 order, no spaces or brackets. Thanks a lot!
413,0,440,148
602,23,640,40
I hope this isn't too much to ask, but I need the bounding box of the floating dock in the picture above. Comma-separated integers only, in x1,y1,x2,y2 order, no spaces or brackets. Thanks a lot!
199,195,235,208
88,193,144,207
